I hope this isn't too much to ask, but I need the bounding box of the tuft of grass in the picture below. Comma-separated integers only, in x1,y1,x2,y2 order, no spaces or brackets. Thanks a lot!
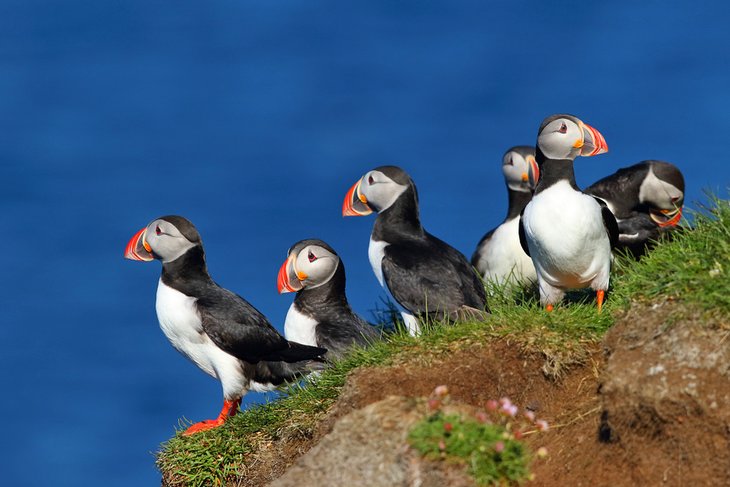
158,196,730,486
409,412,530,485
612,195,730,317
408,388,548,486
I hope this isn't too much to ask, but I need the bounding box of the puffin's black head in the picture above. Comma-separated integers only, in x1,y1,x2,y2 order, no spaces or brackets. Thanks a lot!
277,239,341,293
124,215,202,263
641,161,685,227
502,146,539,191
342,165,416,216
537,114,608,161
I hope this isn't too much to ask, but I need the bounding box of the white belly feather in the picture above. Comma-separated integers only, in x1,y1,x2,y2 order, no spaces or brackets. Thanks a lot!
155,279,248,397
522,181,611,290
284,303,319,347
476,217,536,286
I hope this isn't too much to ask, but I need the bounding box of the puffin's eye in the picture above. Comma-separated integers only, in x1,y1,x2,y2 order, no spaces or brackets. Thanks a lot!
507,157,514,166
155,226,162,236
308,251,317,262
558,123,568,134
368,175,374,185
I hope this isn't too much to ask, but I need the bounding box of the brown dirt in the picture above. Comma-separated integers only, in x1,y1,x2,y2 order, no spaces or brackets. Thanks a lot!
215,302,730,486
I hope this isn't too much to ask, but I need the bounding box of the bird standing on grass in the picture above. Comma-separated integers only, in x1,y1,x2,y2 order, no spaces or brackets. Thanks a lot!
472,146,539,288
519,115,618,311
343,165,488,335
124,215,326,435
277,239,378,361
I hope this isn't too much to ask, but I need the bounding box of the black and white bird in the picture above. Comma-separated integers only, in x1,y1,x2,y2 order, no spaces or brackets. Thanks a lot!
519,115,618,311
472,146,539,288
343,165,488,335
586,160,684,257
124,216,326,435
277,239,378,361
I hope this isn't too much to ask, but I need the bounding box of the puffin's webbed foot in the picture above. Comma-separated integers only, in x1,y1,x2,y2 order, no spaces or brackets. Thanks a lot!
183,398,241,436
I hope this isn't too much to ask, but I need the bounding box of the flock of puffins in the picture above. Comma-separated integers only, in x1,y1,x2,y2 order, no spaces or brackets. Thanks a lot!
124,113,684,435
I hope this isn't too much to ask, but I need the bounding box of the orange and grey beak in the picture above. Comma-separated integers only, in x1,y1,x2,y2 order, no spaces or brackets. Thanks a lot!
650,206,683,228
277,255,305,293
578,122,608,157
124,227,154,261
527,155,540,187
342,178,373,217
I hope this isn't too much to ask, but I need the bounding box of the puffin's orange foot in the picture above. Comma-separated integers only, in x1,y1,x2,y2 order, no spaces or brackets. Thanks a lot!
546,304,554,312
182,398,242,436
184,418,224,435
596,289,605,312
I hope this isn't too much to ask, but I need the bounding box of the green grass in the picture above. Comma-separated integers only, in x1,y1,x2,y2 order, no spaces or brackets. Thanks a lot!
158,196,730,487
409,412,530,486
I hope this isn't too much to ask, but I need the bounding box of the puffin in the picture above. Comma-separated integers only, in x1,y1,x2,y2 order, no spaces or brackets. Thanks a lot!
124,215,326,435
471,146,539,288
586,160,684,257
519,115,618,311
277,239,378,361
342,165,489,335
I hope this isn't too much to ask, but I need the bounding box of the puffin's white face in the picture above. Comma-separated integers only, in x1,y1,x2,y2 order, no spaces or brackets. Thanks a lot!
639,167,684,210
124,217,198,264
537,116,608,160
278,243,340,293
502,150,539,192
639,167,684,227
343,169,409,215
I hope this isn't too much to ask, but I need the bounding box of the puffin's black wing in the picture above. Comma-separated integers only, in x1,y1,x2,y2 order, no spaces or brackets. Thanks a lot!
593,196,619,248
518,210,530,257
381,235,488,318
197,287,326,363
315,315,377,361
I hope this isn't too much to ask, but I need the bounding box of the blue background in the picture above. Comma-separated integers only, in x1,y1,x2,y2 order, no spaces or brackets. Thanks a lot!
2,1,728,485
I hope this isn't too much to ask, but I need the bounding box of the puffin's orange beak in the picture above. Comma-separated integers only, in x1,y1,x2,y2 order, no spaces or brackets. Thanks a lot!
277,256,303,293
650,207,683,228
579,123,608,157
527,156,540,187
124,227,154,261
342,179,373,217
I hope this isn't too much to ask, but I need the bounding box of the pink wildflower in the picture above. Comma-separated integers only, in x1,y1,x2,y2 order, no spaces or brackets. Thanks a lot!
524,410,536,422
438,440,446,451
536,419,549,431
501,403,518,417
443,422,453,433
494,441,505,453
433,385,449,397
486,399,498,411
475,411,488,423
427,398,441,411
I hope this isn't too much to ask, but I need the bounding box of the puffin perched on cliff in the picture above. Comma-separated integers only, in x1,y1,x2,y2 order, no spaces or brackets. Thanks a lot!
472,146,539,288
586,160,684,257
343,165,488,335
277,239,378,361
124,216,326,435
519,115,618,311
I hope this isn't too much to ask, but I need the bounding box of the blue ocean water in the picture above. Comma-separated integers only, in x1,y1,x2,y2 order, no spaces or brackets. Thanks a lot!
1,1,728,485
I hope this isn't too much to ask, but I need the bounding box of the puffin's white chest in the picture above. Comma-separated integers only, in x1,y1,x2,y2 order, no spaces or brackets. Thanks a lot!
368,238,389,287
155,280,230,379
283,303,319,347
523,181,611,288
477,217,536,286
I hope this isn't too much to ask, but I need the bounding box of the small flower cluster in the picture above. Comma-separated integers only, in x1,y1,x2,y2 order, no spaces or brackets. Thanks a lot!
411,385,550,485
